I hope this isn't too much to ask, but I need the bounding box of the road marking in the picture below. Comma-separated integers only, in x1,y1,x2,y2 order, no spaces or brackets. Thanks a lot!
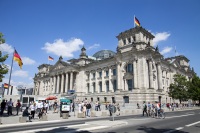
0,120,62,128
163,127,184,133
77,126,109,131
166,114,194,119
66,124,89,128
186,121,200,127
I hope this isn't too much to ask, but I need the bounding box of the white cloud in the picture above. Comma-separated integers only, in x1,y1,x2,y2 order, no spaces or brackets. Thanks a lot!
153,32,170,46
160,47,173,54
88,44,100,50
41,38,84,58
12,70,28,78
21,57,36,65
29,77,33,80
0,43,14,54
0,78,33,87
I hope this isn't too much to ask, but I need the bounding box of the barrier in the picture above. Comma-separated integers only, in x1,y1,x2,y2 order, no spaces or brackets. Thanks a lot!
91,112,96,117
41,115,48,121
102,112,107,116
19,117,27,123
77,113,84,118
119,111,123,115
132,110,136,114
125,110,130,115
62,113,69,119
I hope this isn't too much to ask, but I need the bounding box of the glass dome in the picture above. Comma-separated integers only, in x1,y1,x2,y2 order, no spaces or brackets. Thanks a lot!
93,50,116,59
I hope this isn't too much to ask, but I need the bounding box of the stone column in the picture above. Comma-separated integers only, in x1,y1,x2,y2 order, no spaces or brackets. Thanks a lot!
50,77,52,94
61,73,64,94
70,71,73,90
157,63,162,90
149,59,153,89
109,67,113,92
38,82,40,95
133,59,138,89
33,82,36,95
102,70,105,92
65,73,68,93
125,80,128,91
116,61,121,91
56,75,60,93
53,76,56,94
95,71,98,93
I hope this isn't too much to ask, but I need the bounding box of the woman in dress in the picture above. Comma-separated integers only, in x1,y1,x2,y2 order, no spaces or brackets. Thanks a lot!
30,102,36,119
83,104,86,118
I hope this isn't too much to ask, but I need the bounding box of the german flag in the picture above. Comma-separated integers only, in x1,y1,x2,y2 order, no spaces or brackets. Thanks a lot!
48,56,54,61
4,83,11,88
13,49,23,69
135,17,140,26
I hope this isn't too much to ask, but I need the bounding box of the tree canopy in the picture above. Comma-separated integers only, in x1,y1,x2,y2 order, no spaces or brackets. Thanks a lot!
0,33,9,82
168,74,189,103
187,74,200,104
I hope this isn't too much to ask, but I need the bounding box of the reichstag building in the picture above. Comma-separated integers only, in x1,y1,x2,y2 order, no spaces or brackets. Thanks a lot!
33,26,195,104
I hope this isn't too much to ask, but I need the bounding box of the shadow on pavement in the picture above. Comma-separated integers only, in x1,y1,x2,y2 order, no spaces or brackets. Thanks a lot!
137,126,189,133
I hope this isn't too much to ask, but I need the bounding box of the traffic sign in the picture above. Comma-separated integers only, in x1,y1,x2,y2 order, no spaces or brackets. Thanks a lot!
111,106,116,113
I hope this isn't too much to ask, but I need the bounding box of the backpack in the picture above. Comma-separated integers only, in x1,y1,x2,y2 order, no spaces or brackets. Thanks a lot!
144,104,147,111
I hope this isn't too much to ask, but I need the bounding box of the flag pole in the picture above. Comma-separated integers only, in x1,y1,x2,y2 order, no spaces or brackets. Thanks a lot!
7,48,15,95
48,56,49,64
134,15,135,28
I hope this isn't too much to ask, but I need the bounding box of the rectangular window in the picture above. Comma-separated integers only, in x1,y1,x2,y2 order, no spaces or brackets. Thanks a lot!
87,74,89,80
106,71,109,76
128,38,131,43
91,98,93,102
99,82,102,92
162,79,164,85
104,97,107,102
133,37,136,41
124,40,126,45
127,64,133,72
128,80,132,91
87,84,89,93
93,73,95,78
93,83,95,93
113,69,116,75
114,80,117,92
106,81,109,92
99,72,102,77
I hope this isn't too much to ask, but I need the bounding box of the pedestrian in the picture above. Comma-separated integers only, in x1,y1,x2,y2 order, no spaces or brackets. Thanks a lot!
98,101,101,111
105,102,108,110
0,99,6,116
78,102,82,113
23,107,32,122
30,102,36,119
7,98,13,116
117,103,120,116
72,102,75,112
86,102,91,117
45,101,48,114
137,103,139,109
83,104,87,118
156,101,160,118
81,101,84,112
142,101,148,117
148,102,151,116
95,101,98,111
108,103,112,116
53,100,57,113
37,100,43,115
16,99,21,115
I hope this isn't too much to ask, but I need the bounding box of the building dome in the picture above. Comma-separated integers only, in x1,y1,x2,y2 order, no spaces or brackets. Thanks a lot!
93,50,116,59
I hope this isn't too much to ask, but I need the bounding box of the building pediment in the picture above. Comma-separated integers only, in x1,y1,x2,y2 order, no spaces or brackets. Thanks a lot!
49,60,71,72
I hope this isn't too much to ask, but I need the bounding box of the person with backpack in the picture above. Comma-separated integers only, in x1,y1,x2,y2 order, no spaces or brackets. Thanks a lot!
142,101,148,117
148,102,151,116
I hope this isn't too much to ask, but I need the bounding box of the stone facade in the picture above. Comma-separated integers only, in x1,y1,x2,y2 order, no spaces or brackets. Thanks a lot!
33,26,195,104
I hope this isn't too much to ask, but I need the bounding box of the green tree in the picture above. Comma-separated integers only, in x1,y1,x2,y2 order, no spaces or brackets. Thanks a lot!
187,74,200,104
168,74,189,103
0,33,9,82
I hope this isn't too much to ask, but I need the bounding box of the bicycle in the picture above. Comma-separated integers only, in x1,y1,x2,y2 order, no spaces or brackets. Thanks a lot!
152,108,165,119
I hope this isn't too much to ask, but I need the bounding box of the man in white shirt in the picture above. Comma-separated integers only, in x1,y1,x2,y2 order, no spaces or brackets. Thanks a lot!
7,98,13,115
37,100,43,114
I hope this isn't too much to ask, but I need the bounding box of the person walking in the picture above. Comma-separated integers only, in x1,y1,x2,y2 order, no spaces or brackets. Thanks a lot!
142,101,148,117
0,100,6,116
72,102,75,112
7,98,13,116
148,102,151,116
108,103,112,116
30,103,36,119
78,102,82,113
53,100,57,113
105,102,108,110
45,101,48,114
83,104,87,118
117,103,120,116
16,99,21,115
86,102,91,117
98,101,101,111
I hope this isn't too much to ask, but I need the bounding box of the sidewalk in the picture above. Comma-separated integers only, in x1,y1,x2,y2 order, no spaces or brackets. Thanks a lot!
0,107,199,125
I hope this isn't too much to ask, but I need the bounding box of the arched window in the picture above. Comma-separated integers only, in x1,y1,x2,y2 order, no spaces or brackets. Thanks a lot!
128,38,131,43
93,83,95,93
124,40,126,45
87,84,89,93
99,82,102,92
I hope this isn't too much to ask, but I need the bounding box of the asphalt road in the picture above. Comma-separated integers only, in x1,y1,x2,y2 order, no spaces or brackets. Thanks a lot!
0,109,199,133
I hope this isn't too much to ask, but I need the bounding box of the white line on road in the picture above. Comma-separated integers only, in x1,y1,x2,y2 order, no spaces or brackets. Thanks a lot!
166,114,194,119
163,127,184,133
77,126,109,131
185,121,200,127
66,124,89,128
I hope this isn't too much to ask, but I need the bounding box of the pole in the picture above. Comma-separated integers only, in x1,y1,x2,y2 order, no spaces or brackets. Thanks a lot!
7,48,15,95
2,84,4,98
134,15,135,28
74,92,76,117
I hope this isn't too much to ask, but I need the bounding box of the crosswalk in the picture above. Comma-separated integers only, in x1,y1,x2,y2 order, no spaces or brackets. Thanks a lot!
8,123,110,133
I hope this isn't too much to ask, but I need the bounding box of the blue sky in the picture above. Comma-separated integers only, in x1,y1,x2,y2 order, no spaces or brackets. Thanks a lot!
0,0,200,87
